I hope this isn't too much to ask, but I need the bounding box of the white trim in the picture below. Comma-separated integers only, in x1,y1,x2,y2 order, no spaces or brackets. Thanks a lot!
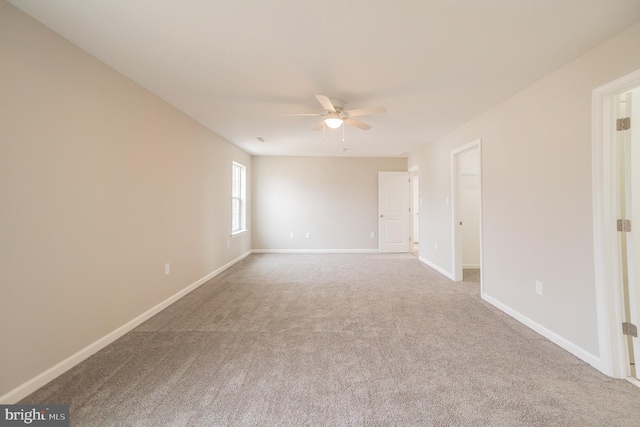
378,171,412,253
463,264,481,269
627,377,640,389
592,68,640,378
410,170,420,249
0,250,252,404
482,293,602,370
251,249,379,254
451,139,483,284
231,161,247,234
418,256,456,280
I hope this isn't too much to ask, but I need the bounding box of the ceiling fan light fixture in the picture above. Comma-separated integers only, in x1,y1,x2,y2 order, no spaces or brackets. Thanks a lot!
324,117,343,129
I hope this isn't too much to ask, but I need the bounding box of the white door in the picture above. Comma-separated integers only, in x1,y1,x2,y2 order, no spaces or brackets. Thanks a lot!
379,171,410,252
620,88,640,380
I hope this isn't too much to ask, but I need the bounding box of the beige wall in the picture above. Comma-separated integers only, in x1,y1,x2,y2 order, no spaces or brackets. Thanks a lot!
252,156,407,250
0,2,251,398
415,21,640,359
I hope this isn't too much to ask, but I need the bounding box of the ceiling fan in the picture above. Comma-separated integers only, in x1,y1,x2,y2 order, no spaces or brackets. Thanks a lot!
284,95,387,131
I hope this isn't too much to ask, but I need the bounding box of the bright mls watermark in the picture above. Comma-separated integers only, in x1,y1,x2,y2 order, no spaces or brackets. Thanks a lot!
0,405,68,426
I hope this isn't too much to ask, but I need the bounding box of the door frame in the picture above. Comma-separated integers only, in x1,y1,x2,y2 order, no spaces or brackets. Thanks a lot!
451,139,483,287
378,171,411,253
592,68,640,380
409,165,420,254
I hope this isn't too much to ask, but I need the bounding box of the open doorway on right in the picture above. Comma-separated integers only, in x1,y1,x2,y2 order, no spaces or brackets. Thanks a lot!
410,168,420,256
452,141,482,284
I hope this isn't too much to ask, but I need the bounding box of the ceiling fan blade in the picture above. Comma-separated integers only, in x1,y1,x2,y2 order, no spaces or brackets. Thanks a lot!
344,107,387,117
312,121,325,131
315,95,336,112
344,117,371,130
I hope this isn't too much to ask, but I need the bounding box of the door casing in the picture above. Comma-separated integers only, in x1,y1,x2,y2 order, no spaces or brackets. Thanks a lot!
379,171,410,253
412,174,420,245
451,139,483,285
592,68,640,382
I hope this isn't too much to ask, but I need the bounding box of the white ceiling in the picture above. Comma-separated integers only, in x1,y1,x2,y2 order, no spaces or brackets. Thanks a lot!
8,0,640,157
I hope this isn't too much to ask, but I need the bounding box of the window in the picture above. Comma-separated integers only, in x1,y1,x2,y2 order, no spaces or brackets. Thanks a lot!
231,161,247,234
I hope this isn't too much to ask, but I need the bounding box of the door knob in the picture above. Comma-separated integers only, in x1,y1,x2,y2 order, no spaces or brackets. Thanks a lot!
380,214,383,218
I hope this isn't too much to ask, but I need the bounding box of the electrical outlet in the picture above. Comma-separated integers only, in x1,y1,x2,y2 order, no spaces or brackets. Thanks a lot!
290,232,295,238
226,241,230,248
306,232,310,238
164,263,170,275
371,232,375,238
536,280,543,295
434,242,438,250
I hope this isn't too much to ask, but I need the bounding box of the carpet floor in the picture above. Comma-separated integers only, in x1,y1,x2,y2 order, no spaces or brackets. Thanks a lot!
21,253,640,426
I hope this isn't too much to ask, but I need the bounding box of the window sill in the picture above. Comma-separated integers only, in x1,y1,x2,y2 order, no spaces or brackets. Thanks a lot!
231,229,248,237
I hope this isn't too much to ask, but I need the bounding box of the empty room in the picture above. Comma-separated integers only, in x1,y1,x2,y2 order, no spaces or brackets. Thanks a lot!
3,1,640,425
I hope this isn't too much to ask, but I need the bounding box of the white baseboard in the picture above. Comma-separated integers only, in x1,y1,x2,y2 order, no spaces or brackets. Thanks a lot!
252,249,378,254
0,250,252,404
627,377,640,389
463,264,480,269
418,256,455,280
481,292,602,371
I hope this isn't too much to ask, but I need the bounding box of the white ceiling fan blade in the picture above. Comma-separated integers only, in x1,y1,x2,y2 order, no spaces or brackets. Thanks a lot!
315,95,336,112
344,117,371,130
344,106,387,117
312,121,325,131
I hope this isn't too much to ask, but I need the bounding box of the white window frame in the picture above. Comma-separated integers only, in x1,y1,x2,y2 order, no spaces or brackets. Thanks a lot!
231,161,247,235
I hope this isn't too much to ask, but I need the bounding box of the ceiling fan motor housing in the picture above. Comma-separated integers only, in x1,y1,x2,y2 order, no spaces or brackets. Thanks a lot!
328,98,346,112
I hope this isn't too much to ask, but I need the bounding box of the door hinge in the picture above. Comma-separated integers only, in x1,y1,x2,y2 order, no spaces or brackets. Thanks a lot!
623,322,638,338
616,117,631,131
617,219,632,232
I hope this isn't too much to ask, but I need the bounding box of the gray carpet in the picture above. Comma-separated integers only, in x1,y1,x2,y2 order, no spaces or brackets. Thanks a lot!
21,254,640,426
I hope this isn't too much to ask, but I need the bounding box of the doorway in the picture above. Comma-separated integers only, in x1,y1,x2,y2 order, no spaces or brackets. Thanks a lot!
378,171,410,253
410,167,420,256
618,87,640,380
593,69,640,383
451,140,482,285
